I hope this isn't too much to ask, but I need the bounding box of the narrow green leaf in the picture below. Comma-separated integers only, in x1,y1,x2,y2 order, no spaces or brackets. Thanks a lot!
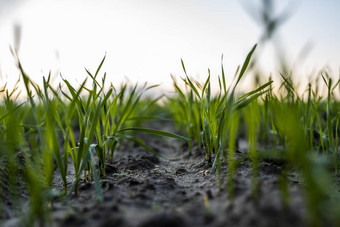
113,127,189,141
235,44,257,87
89,145,104,202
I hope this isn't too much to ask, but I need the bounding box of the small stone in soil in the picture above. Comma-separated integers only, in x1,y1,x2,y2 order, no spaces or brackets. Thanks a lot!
175,167,187,175
206,189,213,199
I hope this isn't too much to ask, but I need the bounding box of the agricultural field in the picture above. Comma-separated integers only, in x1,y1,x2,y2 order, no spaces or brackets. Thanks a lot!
1,45,340,227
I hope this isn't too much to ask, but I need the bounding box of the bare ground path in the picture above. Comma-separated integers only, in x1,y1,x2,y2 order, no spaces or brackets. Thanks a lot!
47,122,306,226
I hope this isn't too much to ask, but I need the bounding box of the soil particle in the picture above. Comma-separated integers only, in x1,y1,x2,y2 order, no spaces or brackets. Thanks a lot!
100,180,114,191
142,182,156,191
79,182,93,190
100,215,125,227
128,178,142,186
140,154,160,164
62,213,86,226
104,163,118,174
192,160,211,169
125,158,155,171
175,167,187,175
139,213,185,227
206,189,213,199
260,161,283,175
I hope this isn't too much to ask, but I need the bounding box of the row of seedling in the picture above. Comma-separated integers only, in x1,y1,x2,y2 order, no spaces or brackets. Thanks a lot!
1,44,340,226
169,45,340,225
0,55,188,226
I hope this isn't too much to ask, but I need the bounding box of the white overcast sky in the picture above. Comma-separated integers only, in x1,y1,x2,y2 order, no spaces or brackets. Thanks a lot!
0,0,339,91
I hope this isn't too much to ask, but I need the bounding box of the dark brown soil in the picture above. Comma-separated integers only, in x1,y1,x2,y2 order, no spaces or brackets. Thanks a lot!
3,124,308,227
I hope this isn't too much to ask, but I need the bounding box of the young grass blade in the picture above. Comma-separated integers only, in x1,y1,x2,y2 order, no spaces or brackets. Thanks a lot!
115,84,138,130
62,77,87,116
234,89,270,111
127,116,172,122
122,135,162,157
237,81,273,101
185,75,201,100
113,127,189,141
181,58,188,76
89,145,104,202
221,55,227,94
146,84,161,91
101,88,113,107
94,54,106,78
66,148,92,199
202,73,211,98
235,44,257,87
0,101,26,122
142,95,165,112
180,59,201,100
85,68,102,89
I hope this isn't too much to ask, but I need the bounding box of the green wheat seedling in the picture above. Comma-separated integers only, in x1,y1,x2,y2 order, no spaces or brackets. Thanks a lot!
2,43,340,226
226,112,239,201
254,69,340,225
0,60,56,225
270,98,340,226
58,56,189,200
168,76,202,154
245,101,260,198
0,54,189,224
173,45,272,169
176,45,271,172
168,44,340,225
0,84,25,217
168,45,273,199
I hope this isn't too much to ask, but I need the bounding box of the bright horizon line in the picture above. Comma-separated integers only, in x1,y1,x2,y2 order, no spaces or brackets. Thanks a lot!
0,0,339,95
